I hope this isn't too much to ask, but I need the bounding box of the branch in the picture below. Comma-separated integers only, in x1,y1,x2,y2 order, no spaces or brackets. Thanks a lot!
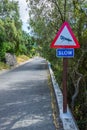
70,50,86,109
51,0,64,22
71,71,83,109
64,0,67,21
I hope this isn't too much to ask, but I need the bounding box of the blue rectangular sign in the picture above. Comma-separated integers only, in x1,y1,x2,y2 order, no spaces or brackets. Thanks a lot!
56,48,74,58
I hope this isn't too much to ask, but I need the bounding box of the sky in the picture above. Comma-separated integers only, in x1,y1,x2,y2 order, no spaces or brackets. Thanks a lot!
14,0,29,33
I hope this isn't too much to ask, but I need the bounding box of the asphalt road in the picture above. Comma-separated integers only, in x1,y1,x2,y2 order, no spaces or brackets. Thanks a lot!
0,57,55,130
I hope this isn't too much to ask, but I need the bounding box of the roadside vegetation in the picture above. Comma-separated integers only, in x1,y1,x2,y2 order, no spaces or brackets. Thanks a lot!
16,55,29,65
0,0,37,69
0,62,9,70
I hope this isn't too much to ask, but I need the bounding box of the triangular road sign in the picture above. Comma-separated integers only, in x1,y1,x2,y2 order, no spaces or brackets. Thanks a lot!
50,22,80,48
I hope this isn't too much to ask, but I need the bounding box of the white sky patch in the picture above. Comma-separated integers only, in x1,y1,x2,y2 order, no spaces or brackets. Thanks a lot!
13,0,29,32
17,0,28,23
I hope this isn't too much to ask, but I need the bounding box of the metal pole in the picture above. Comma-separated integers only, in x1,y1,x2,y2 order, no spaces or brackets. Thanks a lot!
63,58,68,113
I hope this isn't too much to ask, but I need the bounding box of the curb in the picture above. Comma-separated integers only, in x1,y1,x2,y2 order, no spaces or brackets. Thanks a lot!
48,62,79,130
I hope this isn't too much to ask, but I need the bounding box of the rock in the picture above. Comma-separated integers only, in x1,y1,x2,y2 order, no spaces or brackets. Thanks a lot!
5,53,17,66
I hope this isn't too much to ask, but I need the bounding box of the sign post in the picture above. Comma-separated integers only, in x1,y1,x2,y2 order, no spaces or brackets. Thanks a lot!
63,58,68,113
50,21,80,113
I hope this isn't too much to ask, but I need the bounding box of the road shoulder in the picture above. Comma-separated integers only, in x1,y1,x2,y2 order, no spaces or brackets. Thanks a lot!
48,62,79,130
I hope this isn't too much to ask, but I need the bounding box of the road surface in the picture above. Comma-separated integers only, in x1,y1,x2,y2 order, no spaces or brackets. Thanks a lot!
0,57,56,130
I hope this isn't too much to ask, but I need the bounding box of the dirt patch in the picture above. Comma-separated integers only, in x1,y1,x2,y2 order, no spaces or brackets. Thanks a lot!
48,73,64,130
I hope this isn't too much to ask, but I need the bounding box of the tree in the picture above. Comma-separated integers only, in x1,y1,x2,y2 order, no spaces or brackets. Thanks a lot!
27,0,87,129
0,0,23,58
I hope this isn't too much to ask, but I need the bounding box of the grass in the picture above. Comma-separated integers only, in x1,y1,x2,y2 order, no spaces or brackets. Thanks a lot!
0,62,9,70
16,55,29,65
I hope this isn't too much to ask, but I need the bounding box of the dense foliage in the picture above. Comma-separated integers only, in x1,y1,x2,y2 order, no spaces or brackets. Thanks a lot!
0,0,36,62
27,0,87,129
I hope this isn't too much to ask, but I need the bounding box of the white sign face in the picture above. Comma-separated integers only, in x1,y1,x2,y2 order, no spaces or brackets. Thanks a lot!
54,26,76,46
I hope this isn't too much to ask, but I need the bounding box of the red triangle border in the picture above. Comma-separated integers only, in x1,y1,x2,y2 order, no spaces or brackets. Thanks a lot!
50,21,80,48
